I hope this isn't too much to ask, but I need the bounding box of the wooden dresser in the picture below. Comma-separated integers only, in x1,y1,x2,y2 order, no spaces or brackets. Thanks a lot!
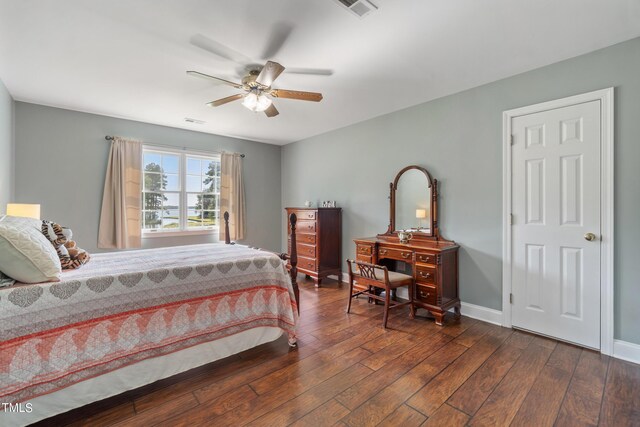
286,207,342,286
353,237,459,325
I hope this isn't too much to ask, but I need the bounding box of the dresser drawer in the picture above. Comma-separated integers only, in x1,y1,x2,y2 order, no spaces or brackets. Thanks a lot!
288,241,317,259
295,234,316,245
416,284,437,306
290,210,316,221
296,220,317,234
298,256,317,272
356,254,373,264
377,246,413,262
416,265,437,285
297,244,316,258
416,252,437,265
357,244,373,256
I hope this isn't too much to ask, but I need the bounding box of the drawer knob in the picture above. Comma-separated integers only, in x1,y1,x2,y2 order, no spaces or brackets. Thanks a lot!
401,252,411,259
420,291,430,298
380,249,388,255
419,272,432,278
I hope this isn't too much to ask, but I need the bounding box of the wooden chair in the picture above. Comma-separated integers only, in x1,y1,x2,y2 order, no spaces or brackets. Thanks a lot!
346,259,414,328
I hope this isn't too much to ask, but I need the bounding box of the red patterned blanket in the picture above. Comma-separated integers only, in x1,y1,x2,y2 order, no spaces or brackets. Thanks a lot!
0,244,297,404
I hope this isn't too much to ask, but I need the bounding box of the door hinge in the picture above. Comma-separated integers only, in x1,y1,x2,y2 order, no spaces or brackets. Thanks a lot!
509,213,514,225
510,293,513,304
510,135,515,145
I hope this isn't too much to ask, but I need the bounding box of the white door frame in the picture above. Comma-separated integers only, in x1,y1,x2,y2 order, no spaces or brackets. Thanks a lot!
502,88,614,354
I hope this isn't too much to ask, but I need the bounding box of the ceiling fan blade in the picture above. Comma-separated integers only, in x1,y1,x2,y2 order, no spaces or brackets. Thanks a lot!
187,71,243,89
190,34,252,65
261,22,294,60
206,93,244,107
264,103,279,118
286,67,334,76
256,61,285,87
270,89,323,102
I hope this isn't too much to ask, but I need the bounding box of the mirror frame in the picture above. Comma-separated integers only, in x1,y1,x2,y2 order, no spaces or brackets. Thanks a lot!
380,165,440,240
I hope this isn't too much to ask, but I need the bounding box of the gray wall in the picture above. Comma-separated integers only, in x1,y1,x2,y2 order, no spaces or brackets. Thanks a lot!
14,103,282,253
0,78,14,212
282,37,640,345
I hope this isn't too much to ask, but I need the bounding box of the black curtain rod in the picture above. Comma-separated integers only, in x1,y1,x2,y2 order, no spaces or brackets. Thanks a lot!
104,135,245,158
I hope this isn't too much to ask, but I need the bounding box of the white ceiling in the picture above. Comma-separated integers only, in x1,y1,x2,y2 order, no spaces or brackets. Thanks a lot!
1,0,639,145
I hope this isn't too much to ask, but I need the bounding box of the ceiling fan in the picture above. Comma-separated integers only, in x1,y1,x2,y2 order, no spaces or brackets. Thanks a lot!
187,61,323,118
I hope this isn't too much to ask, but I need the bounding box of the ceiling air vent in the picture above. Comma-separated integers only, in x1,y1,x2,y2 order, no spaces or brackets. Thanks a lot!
334,0,378,18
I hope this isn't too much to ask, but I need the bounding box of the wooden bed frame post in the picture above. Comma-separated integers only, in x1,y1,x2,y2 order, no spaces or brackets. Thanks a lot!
289,213,299,313
223,211,299,313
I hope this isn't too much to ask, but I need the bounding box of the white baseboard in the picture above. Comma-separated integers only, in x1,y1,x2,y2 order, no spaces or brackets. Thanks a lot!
613,339,640,365
456,302,503,326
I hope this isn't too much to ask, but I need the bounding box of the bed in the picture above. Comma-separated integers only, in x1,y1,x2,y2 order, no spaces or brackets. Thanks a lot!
0,212,300,426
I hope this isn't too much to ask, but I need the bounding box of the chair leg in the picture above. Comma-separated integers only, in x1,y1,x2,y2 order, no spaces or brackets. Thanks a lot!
408,282,415,319
382,287,391,328
346,278,354,314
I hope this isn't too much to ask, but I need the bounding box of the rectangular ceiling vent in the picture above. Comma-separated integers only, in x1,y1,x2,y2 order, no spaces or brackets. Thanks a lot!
334,0,378,18
184,117,205,124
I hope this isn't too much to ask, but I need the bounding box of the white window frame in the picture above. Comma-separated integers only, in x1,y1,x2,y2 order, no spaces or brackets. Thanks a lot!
141,145,221,238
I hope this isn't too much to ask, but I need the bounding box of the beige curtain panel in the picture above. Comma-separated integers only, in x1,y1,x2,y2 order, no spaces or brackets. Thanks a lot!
219,152,246,241
98,137,142,249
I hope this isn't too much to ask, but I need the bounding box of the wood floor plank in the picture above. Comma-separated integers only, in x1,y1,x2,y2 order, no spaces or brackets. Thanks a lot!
335,332,453,411
468,340,554,426
66,401,136,427
407,332,509,416
555,389,602,427
446,342,522,415
420,403,469,427
112,392,198,427
510,365,573,426
555,349,609,426
191,340,324,403
600,357,640,426
202,348,373,426
504,329,535,349
378,404,426,427
545,341,582,373
360,333,426,371
246,364,373,427
452,321,493,348
289,399,351,427
340,341,468,427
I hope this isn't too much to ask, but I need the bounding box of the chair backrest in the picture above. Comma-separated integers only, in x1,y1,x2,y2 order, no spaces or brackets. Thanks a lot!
346,259,390,286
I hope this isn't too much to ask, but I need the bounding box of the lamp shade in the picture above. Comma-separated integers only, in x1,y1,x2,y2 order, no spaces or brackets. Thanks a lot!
6,203,41,220
415,209,427,219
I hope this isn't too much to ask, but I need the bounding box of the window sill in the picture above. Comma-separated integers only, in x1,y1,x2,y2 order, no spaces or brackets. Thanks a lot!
142,229,218,239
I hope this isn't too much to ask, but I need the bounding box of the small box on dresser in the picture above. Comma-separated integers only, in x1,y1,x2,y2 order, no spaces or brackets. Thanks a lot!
286,207,342,286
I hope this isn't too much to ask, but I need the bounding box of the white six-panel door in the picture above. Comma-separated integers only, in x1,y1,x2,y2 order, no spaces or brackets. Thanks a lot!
511,100,601,349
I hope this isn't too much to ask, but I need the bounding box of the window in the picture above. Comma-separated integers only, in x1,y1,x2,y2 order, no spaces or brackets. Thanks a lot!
142,147,220,235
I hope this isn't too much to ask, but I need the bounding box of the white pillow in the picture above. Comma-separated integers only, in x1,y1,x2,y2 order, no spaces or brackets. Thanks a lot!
0,215,62,283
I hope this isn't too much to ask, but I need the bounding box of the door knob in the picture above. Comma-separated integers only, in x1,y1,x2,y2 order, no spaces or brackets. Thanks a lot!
584,232,597,242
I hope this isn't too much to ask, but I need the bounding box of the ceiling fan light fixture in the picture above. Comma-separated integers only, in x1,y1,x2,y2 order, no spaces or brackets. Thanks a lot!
242,92,272,112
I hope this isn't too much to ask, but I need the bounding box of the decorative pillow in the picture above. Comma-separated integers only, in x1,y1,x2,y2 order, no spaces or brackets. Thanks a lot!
0,271,15,288
0,215,62,283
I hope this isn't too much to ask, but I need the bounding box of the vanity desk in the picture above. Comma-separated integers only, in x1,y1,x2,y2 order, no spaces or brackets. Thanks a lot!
353,165,460,325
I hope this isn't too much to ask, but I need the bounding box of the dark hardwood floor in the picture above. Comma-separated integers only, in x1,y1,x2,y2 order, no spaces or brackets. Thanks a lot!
43,278,639,427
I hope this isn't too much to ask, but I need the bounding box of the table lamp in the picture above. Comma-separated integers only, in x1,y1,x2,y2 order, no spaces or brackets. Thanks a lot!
416,209,427,230
6,203,41,220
